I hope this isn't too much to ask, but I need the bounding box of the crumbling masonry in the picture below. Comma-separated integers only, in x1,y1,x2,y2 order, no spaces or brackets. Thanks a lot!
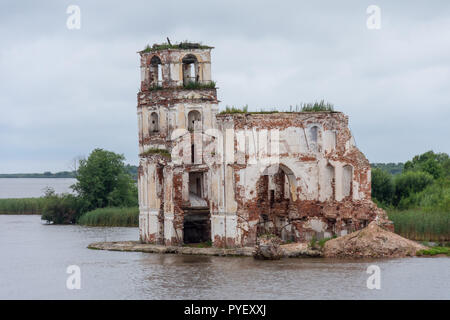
137,42,389,247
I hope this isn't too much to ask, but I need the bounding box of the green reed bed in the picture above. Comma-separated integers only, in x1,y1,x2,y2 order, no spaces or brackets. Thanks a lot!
388,209,450,241
417,246,450,256
0,198,47,214
78,207,139,227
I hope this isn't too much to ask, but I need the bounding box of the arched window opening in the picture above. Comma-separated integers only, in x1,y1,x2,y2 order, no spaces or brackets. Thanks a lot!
342,165,353,198
187,110,201,131
149,112,159,133
310,126,319,143
182,54,199,86
149,56,162,86
309,125,320,152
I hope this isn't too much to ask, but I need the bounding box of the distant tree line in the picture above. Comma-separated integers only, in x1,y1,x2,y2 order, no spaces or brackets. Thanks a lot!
0,165,139,180
370,162,404,175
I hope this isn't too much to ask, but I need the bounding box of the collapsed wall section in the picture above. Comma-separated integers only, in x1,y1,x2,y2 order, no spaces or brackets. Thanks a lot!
214,112,389,247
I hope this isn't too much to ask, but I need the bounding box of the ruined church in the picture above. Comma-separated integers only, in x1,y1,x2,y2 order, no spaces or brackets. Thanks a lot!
137,42,387,247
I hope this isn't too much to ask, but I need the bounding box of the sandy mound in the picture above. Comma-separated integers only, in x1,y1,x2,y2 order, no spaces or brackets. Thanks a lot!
324,221,427,258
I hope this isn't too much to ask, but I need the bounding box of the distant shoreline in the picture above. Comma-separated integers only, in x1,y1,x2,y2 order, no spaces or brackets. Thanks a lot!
0,174,75,178
0,164,138,180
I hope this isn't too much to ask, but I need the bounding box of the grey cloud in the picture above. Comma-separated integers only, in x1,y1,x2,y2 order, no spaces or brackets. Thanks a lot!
0,0,449,172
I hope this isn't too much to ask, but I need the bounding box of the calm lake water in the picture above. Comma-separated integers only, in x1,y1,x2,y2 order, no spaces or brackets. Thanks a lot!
0,178,76,198
0,215,449,300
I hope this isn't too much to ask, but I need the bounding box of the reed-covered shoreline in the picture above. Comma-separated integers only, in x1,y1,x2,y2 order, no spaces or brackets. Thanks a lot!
388,209,449,242
78,207,139,227
0,198,46,215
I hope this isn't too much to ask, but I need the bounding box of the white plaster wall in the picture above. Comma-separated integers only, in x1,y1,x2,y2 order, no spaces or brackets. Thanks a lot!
211,213,225,238
342,165,353,198
304,218,328,233
319,160,335,201
226,214,238,241
210,213,238,244
225,165,237,214
164,214,179,244
323,130,337,153
163,167,174,214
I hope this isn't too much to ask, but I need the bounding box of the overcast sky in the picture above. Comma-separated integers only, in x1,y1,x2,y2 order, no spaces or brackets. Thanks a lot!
1,0,449,173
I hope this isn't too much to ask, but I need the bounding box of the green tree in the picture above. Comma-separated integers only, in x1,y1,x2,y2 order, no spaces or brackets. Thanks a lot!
41,188,83,224
404,151,449,179
371,168,394,205
72,149,138,210
393,171,434,207
124,164,138,181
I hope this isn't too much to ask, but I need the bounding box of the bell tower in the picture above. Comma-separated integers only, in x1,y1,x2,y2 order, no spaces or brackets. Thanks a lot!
137,41,219,244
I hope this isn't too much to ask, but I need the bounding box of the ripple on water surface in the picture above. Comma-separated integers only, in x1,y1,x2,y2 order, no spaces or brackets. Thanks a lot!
0,215,448,299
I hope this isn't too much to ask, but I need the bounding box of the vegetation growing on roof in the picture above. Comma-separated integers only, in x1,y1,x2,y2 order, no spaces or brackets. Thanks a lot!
299,100,335,112
147,82,216,91
218,106,245,114
148,84,163,91
219,105,279,115
141,41,213,53
183,81,216,90
140,148,171,159
219,101,336,115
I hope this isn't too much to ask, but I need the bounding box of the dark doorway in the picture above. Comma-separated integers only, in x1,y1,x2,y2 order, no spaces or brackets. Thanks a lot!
184,171,210,244
183,208,210,244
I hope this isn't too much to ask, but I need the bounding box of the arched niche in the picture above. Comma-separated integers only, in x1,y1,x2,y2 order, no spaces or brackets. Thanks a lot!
187,110,201,131
149,112,159,133
182,54,199,86
149,55,162,86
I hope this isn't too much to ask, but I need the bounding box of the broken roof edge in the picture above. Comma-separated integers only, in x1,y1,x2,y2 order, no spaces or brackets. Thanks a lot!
217,110,343,116
139,42,214,54
216,111,342,117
